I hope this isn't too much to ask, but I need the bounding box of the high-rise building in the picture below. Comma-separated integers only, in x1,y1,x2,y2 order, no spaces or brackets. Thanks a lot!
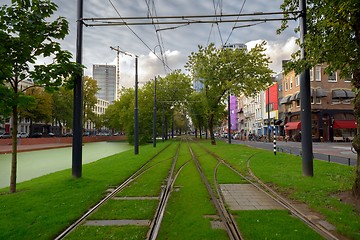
93,64,117,103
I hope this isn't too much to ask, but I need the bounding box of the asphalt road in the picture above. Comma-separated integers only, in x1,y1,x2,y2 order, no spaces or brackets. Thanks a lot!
230,139,357,166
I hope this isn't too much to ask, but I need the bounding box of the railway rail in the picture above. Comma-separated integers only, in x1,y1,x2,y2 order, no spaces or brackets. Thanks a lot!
55,142,175,240
196,141,339,240
187,141,243,240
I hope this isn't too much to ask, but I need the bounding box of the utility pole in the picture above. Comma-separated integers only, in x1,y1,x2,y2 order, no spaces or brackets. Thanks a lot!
72,0,83,178
110,46,121,100
300,0,314,176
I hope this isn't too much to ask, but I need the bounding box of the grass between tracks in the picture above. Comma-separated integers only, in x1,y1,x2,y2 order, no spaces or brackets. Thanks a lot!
157,142,229,239
197,139,359,240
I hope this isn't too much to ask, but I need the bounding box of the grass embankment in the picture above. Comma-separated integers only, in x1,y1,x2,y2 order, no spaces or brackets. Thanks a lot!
197,140,358,240
0,142,171,240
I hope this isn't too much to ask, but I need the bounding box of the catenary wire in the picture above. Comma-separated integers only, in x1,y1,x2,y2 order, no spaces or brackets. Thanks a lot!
108,0,173,72
224,0,247,45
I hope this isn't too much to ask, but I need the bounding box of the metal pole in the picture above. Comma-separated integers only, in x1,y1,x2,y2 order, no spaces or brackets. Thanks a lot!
134,57,139,154
153,77,157,147
273,126,276,155
162,103,164,142
72,0,83,178
300,0,313,176
268,87,271,142
228,93,231,144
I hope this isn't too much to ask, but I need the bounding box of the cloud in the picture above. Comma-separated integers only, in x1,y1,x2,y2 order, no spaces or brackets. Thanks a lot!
246,37,299,73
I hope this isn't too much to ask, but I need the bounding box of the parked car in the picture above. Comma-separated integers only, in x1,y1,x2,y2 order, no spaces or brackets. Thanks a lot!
17,132,29,138
31,132,43,138
0,133,12,139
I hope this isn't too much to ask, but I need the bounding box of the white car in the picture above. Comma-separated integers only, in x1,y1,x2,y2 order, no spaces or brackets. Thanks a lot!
17,132,29,138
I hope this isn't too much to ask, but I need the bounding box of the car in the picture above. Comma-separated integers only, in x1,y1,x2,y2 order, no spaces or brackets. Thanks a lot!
48,132,55,137
31,132,43,138
0,133,12,139
17,132,29,138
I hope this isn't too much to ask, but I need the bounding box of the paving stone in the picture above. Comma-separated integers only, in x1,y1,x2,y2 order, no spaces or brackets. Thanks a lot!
220,184,284,211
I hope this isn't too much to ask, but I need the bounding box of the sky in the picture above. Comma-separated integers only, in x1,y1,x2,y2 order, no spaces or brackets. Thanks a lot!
1,0,299,88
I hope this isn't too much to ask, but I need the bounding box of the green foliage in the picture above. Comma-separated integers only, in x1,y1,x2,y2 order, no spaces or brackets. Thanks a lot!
186,43,273,143
83,76,99,125
106,70,193,145
278,0,360,197
52,86,73,129
20,87,53,124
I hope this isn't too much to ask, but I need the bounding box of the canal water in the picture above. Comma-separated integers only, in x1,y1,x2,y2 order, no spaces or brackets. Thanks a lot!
0,142,131,189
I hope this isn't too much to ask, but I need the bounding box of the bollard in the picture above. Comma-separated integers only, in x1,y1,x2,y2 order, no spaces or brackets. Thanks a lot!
273,131,276,156
348,158,351,166
328,155,330,163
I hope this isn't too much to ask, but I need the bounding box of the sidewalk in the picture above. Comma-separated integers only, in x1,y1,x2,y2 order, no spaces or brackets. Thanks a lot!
0,143,72,154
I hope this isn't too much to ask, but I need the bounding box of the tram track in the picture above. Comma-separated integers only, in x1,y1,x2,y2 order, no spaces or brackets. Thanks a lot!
55,142,174,240
187,141,243,240
196,142,339,240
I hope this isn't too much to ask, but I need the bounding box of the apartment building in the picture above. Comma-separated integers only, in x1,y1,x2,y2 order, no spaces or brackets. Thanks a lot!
280,63,355,141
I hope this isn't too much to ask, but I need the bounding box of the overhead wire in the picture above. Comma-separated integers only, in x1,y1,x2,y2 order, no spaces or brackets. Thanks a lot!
145,0,168,74
108,0,173,72
224,0,247,45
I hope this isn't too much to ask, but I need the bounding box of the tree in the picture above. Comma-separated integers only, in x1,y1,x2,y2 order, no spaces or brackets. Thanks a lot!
0,0,82,193
83,76,99,129
185,43,273,145
279,0,360,197
20,87,53,135
52,86,73,132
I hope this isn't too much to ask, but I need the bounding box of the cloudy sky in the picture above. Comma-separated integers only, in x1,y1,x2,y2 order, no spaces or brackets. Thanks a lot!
2,0,299,87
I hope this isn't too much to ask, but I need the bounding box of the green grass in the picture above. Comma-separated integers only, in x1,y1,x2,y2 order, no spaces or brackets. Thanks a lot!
157,144,229,240
89,199,158,220
117,142,179,197
66,225,148,240
235,210,324,240
198,139,359,240
0,142,170,240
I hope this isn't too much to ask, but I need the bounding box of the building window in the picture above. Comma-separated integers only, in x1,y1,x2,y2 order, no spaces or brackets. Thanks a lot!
332,99,341,104
296,100,300,107
328,72,337,82
315,66,321,81
310,67,314,81
315,97,321,104
342,99,351,104
285,81,288,91
343,74,352,83
290,77,293,89
295,75,300,86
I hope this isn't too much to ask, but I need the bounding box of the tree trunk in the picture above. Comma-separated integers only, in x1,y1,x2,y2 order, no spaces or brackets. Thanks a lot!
352,69,360,198
10,105,18,193
208,114,216,145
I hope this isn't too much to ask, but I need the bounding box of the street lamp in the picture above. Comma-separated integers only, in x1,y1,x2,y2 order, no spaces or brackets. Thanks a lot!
117,49,139,155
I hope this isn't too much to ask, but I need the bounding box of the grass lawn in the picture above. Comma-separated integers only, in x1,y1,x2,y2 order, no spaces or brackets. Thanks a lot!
0,142,170,240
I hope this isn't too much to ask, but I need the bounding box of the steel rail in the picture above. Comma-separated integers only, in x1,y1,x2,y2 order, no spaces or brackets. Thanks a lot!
55,143,173,240
198,143,339,240
187,141,242,240
147,143,180,240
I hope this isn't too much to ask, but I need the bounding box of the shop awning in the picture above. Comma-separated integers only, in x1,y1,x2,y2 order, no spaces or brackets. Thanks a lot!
316,88,327,98
285,121,301,130
333,120,357,129
280,95,291,104
332,89,355,99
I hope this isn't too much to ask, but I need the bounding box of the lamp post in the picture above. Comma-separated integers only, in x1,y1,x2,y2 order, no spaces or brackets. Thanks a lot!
153,76,157,147
134,56,139,154
117,49,139,155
